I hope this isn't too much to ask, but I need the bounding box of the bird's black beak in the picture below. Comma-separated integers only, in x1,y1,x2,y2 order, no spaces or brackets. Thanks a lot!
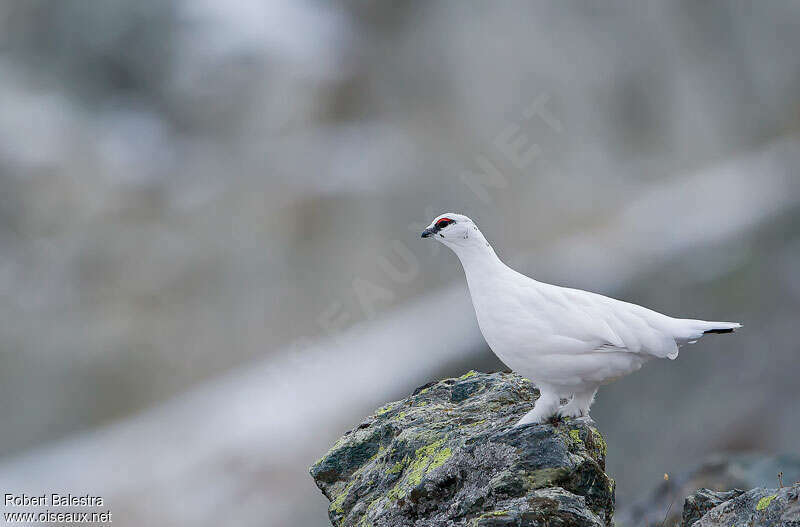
421,228,435,238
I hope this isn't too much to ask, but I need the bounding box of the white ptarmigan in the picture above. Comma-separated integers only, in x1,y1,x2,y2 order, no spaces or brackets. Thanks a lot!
421,213,741,426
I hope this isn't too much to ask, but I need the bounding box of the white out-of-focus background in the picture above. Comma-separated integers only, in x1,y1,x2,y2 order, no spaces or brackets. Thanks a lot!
0,2,798,526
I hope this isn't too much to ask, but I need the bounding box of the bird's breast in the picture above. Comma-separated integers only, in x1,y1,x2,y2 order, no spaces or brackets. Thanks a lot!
471,296,549,357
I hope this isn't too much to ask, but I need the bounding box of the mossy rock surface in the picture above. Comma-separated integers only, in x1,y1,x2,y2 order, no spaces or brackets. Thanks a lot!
685,483,800,527
680,487,745,527
618,452,800,527
310,371,615,526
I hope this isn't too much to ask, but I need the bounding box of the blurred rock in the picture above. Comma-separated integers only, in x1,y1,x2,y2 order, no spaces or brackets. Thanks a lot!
310,371,615,526
684,484,800,527
617,453,800,527
681,488,745,527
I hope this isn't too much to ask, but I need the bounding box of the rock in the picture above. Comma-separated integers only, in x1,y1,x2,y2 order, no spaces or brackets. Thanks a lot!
681,488,745,527
685,483,800,527
617,452,800,527
309,371,615,527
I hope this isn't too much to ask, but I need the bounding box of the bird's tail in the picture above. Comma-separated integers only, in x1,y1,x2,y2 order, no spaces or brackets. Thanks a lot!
678,319,741,341
699,321,742,334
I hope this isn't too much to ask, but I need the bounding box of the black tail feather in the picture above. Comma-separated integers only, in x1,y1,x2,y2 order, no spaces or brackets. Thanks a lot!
704,328,735,334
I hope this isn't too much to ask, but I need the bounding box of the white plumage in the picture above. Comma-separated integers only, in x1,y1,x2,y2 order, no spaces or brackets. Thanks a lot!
421,213,741,425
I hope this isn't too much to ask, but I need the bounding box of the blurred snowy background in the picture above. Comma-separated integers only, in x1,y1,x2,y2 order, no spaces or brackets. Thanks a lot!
0,1,799,526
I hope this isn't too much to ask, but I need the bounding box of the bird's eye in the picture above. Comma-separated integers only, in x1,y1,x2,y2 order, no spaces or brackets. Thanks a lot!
436,218,453,229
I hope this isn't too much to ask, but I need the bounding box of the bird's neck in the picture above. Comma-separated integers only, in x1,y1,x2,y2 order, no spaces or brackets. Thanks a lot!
450,240,507,285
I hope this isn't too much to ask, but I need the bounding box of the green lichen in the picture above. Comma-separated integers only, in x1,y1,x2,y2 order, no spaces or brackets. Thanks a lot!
592,428,607,455
406,438,447,486
369,445,385,461
429,446,453,471
473,510,510,526
756,494,777,511
386,482,404,500
569,429,583,444
375,403,398,416
330,478,357,514
359,496,383,524
459,370,478,380
386,437,453,500
395,411,407,420
330,447,388,516
386,461,406,475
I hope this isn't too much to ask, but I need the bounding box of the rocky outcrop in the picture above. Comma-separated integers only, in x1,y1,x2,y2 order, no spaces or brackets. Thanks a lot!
309,371,615,526
682,484,800,527
681,488,745,527
617,453,800,527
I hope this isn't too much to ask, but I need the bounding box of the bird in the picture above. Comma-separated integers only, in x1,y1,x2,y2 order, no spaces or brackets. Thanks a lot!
420,213,741,426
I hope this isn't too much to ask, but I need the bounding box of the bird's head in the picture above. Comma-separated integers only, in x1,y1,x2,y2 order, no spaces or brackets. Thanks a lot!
420,213,488,249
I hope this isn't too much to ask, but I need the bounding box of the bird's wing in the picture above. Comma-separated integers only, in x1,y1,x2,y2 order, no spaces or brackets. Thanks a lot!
529,283,681,359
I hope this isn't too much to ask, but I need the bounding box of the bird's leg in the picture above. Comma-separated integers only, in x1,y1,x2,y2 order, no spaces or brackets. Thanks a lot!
515,388,560,426
559,387,598,418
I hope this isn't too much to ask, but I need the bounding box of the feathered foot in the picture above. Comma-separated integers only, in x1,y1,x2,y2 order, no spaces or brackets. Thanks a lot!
514,389,560,426
559,387,598,419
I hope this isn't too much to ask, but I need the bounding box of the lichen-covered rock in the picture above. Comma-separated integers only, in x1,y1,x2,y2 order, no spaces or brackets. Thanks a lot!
617,453,800,527
686,483,800,527
681,488,745,527
309,371,615,526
